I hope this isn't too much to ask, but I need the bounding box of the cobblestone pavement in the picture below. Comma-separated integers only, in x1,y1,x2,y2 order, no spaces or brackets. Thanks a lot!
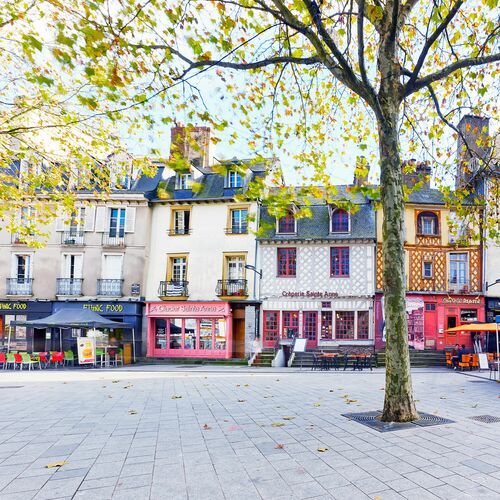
0,367,499,500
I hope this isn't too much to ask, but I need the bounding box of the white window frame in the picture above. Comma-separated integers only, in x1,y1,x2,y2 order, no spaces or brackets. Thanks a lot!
226,171,242,188
175,173,192,190
422,261,433,279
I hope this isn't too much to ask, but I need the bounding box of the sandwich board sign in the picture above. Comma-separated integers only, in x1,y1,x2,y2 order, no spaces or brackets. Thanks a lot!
294,338,307,353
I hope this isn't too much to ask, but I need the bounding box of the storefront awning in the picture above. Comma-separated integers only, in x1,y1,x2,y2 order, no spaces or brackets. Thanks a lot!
446,323,499,333
10,308,132,329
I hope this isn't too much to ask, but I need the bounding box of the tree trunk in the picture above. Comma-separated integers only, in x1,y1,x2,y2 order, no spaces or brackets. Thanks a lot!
379,111,419,423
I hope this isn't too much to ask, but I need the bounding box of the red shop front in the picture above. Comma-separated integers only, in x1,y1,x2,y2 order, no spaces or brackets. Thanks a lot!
375,293,484,351
146,302,233,359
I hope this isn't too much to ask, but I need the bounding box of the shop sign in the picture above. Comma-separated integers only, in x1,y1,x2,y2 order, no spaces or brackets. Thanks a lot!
77,337,96,365
0,301,51,313
148,303,228,315
83,303,124,313
442,297,481,305
282,291,339,299
0,302,27,310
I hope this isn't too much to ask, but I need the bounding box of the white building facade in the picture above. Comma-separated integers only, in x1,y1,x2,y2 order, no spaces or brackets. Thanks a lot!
258,191,376,352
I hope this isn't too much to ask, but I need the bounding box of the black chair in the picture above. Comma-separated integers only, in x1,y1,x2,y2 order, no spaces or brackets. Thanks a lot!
311,353,320,371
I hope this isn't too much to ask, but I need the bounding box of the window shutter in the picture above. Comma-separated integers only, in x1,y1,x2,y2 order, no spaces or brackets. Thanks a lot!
84,207,95,231
74,255,83,278
55,215,66,232
95,206,107,232
125,207,136,233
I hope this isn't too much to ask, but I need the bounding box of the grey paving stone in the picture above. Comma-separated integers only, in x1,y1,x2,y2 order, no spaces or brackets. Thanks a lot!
32,477,83,500
352,476,387,494
403,470,444,489
329,484,370,500
461,458,498,474
401,487,440,499
73,486,115,500
384,477,419,492
1,476,49,494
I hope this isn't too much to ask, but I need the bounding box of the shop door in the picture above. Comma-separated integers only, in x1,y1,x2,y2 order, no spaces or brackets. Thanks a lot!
232,318,245,358
424,303,437,350
303,311,318,349
263,311,279,348
33,328,46,352
445,315,458,347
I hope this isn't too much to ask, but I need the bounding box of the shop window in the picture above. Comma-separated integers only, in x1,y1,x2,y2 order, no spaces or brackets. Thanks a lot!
282,311,299,339
417,211,439,236
215,319,226,350
321,311,333,339
357,311,369,339
263,311,279,342
303,311,317,340
461,309,478,322
331,209,349,233
155,319,167,349
330,247,349,277
335,311,355,339
184,319,196,349
277,248,296,277
422,261,433,279
168,318,182,349
200,319,213,350
277,212,296,234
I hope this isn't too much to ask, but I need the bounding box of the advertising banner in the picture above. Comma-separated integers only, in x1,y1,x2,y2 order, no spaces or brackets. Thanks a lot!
77,337,96,365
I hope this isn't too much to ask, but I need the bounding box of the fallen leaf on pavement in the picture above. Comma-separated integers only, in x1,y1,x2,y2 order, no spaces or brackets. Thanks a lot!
282,416,295,420
171,395,183,399
112,380,120,383
244,384,249,387
128,410,138,415
275,443,284,449
440,396,446,399
317,447,328,452
203,424,212,430
313,403,321,407
271,422,285,427
238,399,246,403
45,461,68,468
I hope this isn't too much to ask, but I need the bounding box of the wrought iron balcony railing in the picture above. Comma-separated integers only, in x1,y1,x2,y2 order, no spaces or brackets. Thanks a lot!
97,279,123,296
215,279,248,297
6,278,33,295
61,231,85,246
102,233,125,247
224,225,248,235
167,228,191,236
158,280,189,298
56,278,83,295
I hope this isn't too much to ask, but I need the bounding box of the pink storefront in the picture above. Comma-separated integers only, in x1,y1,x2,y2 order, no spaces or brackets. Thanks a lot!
146,302,233,359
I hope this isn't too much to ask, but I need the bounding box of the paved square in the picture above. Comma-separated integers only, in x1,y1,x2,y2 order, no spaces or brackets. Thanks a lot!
0,367,498,499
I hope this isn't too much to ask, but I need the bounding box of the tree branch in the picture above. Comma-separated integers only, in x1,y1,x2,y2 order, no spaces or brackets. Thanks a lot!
405,0,464,90
406,52,500,95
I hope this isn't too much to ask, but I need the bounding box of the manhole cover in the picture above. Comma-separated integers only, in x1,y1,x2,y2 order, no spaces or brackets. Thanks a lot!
468,415,500,424
342,411,454,432
0,386,23,389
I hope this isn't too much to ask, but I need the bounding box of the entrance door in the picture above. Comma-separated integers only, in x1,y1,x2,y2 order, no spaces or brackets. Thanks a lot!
303,311,318,349
232,318,245,358
424,303,437,350
263,311,279,348
33,328,46,352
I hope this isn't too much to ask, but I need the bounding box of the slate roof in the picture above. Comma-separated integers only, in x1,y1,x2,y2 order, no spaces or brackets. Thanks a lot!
259,187,376,241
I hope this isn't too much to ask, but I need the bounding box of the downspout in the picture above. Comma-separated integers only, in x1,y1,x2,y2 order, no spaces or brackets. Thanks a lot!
253,199,261,301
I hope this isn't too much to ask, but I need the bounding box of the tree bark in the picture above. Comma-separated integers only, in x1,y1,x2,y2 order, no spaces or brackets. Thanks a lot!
379,109,419,423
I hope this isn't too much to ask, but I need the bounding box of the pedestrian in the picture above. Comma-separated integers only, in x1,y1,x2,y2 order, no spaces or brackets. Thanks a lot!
451,343,460,369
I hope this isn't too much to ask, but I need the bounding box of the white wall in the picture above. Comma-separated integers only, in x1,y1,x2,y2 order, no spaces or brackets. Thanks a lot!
145,202,259,301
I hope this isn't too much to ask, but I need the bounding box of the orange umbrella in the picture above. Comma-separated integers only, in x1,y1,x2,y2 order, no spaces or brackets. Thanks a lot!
445,323,499,332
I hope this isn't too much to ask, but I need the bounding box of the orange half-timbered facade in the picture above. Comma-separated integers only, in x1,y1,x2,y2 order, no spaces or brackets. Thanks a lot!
374,167,484,351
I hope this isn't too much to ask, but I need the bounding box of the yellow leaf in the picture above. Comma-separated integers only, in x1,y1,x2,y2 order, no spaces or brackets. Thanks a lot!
45,461,68,468
317,447,328,452
313,403,321,407
128,410,138,415
282,416,295,420
171,395,182,399
271,422,285,427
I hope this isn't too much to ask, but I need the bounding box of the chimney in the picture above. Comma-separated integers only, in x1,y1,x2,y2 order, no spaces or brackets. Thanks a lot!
456,115,490,189
402,159,432,190
353,156,370,186
170,125,212,168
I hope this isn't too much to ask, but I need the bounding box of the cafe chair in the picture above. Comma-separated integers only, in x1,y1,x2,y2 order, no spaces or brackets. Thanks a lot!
311,353,320,371
95,348,106,367
14,353,23,370
445,352,453,368
64,351,75,366
458,354,472,371
21,352,40,370
0,353,5,369
5,353,16,369
49,352,64,368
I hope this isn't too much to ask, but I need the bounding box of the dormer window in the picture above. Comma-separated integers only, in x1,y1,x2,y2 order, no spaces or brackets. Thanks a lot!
278,212,296,234
175,172,192,190
226,171,242,188
331,209,349,233
417,211,439,236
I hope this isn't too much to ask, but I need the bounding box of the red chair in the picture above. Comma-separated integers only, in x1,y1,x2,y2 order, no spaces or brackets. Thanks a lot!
49,352,64,368
14,353,23,370
0,352,5,369
38,352,48,368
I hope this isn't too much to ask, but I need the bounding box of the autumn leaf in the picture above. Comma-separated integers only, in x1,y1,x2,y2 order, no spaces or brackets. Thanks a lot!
45,461,68,468
203,424,212,430
171,395,183,399
275,443,284,449
238,399,246,403
128,410,138,415
282,416,295,420
317,447,328,453
112,380,120,383
271,422,285,427
313,403,321,407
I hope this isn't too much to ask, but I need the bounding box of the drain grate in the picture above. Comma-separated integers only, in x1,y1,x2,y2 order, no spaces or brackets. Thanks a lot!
0,386,23,389
342,411,454,433
468,415,500,424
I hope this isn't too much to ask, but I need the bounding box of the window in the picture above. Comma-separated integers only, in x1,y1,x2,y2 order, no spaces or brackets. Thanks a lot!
171,257,187,282
282,312,299,339
109,208,126,238
69,208,86,235
321,311,333,339
16,255,30,280
425,303,436,311
168,318,182,349
277,248,296,277
226,171,242,188
331,209,349,233
172,210,190,235
422,261,433,279
335,311,355,339
450,252,468,285
278,212,296,234
357,311,369,339
102,254,123,280
461,309,478,322
226,256,245,280
417,211,439,236
264,311,279,342
62,254,83,279
175,172,192,190
303,312,317,341
230,209,248,234
330,247,349,277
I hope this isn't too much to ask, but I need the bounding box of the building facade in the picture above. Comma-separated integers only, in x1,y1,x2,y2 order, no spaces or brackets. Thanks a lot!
375,162,484,351
144,134,266,359
258,188,376,352
0,160,151,355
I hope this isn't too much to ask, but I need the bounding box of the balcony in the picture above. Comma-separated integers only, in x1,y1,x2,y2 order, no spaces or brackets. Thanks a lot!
224,225,248,235
61,231,85,246
97,279,123,296
102,233,125,247
56,278,83,296
158,280,189,299
6,278,33,296
167,228,191,236
216,279,248,298
448,279,474,294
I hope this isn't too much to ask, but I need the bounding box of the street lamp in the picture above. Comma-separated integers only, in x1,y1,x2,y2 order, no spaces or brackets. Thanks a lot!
244,264,263,278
